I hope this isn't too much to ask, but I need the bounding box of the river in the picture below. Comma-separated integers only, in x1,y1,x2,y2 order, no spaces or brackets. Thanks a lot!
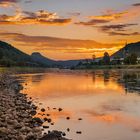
9,69,140,140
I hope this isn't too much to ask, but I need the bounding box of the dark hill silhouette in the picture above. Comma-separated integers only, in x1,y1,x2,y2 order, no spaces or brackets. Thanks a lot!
31,52,57,67
31,52,86,68
112,42,140,58
1,40,140,67
0,41,39,67
0,41,84,67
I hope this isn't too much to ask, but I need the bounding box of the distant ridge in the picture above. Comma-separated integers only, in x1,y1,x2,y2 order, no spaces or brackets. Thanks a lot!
0,41,37,66
31,52,87,68
0,41,85,67
112,42,140,58
0,40,140,67
31,52,57,66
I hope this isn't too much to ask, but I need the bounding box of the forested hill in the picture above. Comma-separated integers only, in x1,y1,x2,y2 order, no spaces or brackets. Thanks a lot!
0,41,38,67
1,40,140,67
0,41,82,67
112,42,140,58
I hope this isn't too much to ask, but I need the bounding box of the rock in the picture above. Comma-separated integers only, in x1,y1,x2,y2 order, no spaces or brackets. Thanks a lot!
0,74,70,140
78,118,82,120
46,114,50,116
76,131,82,134
41,108,46,112
66,117,70,120
58,108,63,112
0,127,8,135
32,117,43,126
47,118,52,123
7,119,18,125
30,110,37,116
62,132,66,137
43,125,49,129
44,118,48,122
17,135,26,140
66,128,70,132
40,130,70,140
14,123,22,129
25,132,37,140
20,126,31,133
51,123,54,125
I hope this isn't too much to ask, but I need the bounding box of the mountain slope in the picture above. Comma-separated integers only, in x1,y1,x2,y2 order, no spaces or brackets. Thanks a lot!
31,52,57,67
112,42,140,58
31,52,84,68
0,41,38,66
0,40,83,67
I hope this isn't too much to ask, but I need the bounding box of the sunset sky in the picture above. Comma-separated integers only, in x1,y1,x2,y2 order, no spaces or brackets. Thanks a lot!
0,0,140,60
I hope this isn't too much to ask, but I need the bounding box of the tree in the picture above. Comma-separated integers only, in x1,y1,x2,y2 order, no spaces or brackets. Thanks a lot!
0,56,16,67
92,54,96,62
103,52,110,65
124,53,137,65
0,50,3,60
130,53,137,64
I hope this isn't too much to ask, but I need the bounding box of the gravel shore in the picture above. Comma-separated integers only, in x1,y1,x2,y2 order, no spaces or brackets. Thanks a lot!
0,74,70,140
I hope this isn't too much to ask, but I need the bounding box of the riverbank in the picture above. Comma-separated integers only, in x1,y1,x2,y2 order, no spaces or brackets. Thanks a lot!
73,64,140,70
0,73,70,140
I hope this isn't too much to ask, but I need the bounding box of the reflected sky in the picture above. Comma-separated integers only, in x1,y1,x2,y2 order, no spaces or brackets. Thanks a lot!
19,70,140,140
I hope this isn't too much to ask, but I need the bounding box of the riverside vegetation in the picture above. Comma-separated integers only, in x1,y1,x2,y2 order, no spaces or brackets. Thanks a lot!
0,73,70,140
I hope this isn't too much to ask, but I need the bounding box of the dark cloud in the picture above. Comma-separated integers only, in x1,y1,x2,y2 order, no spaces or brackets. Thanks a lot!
98,23,138,32
132,3,140,7
96,23,139,36
0,0,19,3
75,19,110,26
108,31,140,36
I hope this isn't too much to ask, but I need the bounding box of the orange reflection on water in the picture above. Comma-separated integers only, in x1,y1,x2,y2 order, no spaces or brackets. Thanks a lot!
22,71,124,99
20,70,140,140
35,109,73,123
86,110,140,132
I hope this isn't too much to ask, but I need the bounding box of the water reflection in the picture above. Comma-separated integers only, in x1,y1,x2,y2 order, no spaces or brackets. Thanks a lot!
18,70,140,140
118,71,140,94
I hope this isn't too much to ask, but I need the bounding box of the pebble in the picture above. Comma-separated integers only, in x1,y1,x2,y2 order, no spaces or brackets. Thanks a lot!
0,74,70,140
43,125,49,129
66,117,70,120
58,108,63,112
76,131,82,134
41,108,46,112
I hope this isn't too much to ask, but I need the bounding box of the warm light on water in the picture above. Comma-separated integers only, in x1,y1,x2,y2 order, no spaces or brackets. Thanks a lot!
19,70,140,140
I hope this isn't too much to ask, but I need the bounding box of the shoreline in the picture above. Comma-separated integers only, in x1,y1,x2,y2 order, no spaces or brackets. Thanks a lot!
0,73,70,140
1,65,140,73
72,64,140,70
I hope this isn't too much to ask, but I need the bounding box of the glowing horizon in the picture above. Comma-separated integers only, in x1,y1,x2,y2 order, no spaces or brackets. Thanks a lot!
0,0,140,60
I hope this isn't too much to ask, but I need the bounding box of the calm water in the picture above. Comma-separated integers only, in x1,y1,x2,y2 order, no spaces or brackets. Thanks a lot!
17,69,140,140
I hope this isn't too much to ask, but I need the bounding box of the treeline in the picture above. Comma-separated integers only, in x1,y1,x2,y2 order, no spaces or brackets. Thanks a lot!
76,52,139,69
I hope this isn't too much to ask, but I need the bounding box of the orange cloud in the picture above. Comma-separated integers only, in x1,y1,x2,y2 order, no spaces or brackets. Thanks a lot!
75,11,126,26
75,5,140,27
0,0,20,7
0,10,72,25
89,11,127,21
0,32,123,60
